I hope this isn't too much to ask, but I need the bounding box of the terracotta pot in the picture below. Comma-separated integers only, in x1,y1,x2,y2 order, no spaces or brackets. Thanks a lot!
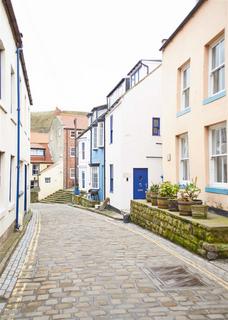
168,198,179,212
178,200,195,216
191,205,208,219
157,196,169,209
151,192,158,206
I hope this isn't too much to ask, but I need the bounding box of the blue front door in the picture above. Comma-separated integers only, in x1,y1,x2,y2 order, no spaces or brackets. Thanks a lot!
133,168,148,199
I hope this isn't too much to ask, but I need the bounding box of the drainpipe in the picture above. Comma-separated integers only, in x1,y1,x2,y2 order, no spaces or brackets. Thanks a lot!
15,46,22,230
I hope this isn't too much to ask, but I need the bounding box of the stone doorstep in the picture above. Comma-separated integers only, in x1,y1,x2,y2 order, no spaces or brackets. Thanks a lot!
69,203,123,221
0,211,33,277
130,201,228,260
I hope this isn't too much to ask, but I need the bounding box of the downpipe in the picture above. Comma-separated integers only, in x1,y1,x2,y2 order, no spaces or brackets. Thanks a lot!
15,46,22,231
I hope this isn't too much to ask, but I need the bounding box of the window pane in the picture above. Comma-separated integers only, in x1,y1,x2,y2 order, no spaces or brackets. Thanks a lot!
220,39,224,64
221,127,227,154
181,159,189,181
212,69,219,94
219,66,225,92
183,88,189,108
223,156,227,183
212,44,219,69
214,156,222,182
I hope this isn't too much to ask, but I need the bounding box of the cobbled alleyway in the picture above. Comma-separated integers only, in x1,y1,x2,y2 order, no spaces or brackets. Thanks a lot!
1,203,228,320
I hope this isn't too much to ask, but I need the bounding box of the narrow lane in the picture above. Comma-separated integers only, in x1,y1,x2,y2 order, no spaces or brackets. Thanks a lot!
1,204,228,320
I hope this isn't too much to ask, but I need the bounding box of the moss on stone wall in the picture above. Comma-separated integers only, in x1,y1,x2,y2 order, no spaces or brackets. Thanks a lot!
72,195,99,208
130,200,228,260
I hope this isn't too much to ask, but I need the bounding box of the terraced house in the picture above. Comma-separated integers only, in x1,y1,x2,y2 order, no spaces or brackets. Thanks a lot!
161,0,228,210
105,60,163,211
0,0,32,241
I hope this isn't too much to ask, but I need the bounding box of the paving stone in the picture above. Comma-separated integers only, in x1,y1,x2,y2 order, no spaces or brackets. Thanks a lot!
0,203,228,319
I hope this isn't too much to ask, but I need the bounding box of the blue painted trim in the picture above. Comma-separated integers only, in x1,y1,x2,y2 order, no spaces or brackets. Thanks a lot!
203,90,226,105
176,107,191,118
205,186,228,195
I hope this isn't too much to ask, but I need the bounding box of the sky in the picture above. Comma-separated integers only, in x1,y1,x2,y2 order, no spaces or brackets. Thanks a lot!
12,0,197,113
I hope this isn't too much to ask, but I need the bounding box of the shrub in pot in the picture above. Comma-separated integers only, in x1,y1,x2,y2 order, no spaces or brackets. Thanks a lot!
178,178,201,216
150,183,160,206
168,184,180,211
157,181,174,209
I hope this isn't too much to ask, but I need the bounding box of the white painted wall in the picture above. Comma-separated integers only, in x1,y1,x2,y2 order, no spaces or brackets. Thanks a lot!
78,130,90,191
38,161,63,200
105,64,163,211
0,2,31,237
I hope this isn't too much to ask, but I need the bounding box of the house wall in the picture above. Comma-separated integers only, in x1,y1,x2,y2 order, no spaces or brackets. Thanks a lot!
38,162,63,200
78,131,90,191
91,127,105,201
162,0,228,209
105,65,163,211
0,2,31,240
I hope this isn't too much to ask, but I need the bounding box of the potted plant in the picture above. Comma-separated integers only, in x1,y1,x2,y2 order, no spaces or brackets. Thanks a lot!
191,204,208,219
146,189,151,202
178,178,201,216
157,181,173,209
150,183,160,206
168,184,180,211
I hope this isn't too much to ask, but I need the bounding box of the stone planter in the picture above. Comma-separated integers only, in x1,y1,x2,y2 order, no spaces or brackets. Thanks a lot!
157,196,169,209
151,192,158,206
146,191,151,202
168,198,179,212
192,205,208,219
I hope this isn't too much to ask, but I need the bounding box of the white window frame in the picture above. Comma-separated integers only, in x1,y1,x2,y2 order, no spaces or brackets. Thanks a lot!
70,168,75,179
181,64,190,110
209,36,225,96
31,149,45,156
93,126,98,149
209,122,227,187
98,122,104,147
45,177,51,183
32,164,39,175
91,166,99,189
179,134,190,184
70,147,76,157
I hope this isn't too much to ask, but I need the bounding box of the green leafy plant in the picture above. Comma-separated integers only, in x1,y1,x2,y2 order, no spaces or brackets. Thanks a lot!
179,177,201,201
149,183,160,193
158,181,177,198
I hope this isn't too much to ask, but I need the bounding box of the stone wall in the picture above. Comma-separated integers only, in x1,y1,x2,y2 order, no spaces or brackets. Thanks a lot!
72,195,99,208
130,200,228,260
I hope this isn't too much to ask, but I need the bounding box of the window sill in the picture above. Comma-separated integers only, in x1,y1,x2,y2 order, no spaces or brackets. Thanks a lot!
176,107,191,118
203,90,226,105
205,186,228,195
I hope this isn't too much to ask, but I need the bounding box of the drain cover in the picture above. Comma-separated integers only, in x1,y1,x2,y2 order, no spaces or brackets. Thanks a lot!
142,265,206,289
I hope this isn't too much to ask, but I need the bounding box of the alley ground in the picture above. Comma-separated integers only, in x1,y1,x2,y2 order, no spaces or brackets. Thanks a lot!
0,204,228,320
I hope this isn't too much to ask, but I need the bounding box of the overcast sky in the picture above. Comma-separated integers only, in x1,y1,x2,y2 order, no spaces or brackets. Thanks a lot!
12,0,196,113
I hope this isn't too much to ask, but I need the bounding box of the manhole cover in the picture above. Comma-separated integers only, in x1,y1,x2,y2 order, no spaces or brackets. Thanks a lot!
141,265,207,289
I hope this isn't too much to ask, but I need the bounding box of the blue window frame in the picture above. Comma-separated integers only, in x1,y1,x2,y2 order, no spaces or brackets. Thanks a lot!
152,117,160,136
110,115,113,144
110,164,114,192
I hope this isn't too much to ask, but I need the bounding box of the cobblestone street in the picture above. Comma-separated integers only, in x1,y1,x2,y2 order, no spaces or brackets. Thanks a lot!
1,203,228,320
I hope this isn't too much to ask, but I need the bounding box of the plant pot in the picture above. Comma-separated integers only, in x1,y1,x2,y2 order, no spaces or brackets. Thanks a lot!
191,205,208,219
178,200,195,216
146,191,151,202
192,199,203,205
151,192,158,206
157,196,169,209
168,198,179,212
